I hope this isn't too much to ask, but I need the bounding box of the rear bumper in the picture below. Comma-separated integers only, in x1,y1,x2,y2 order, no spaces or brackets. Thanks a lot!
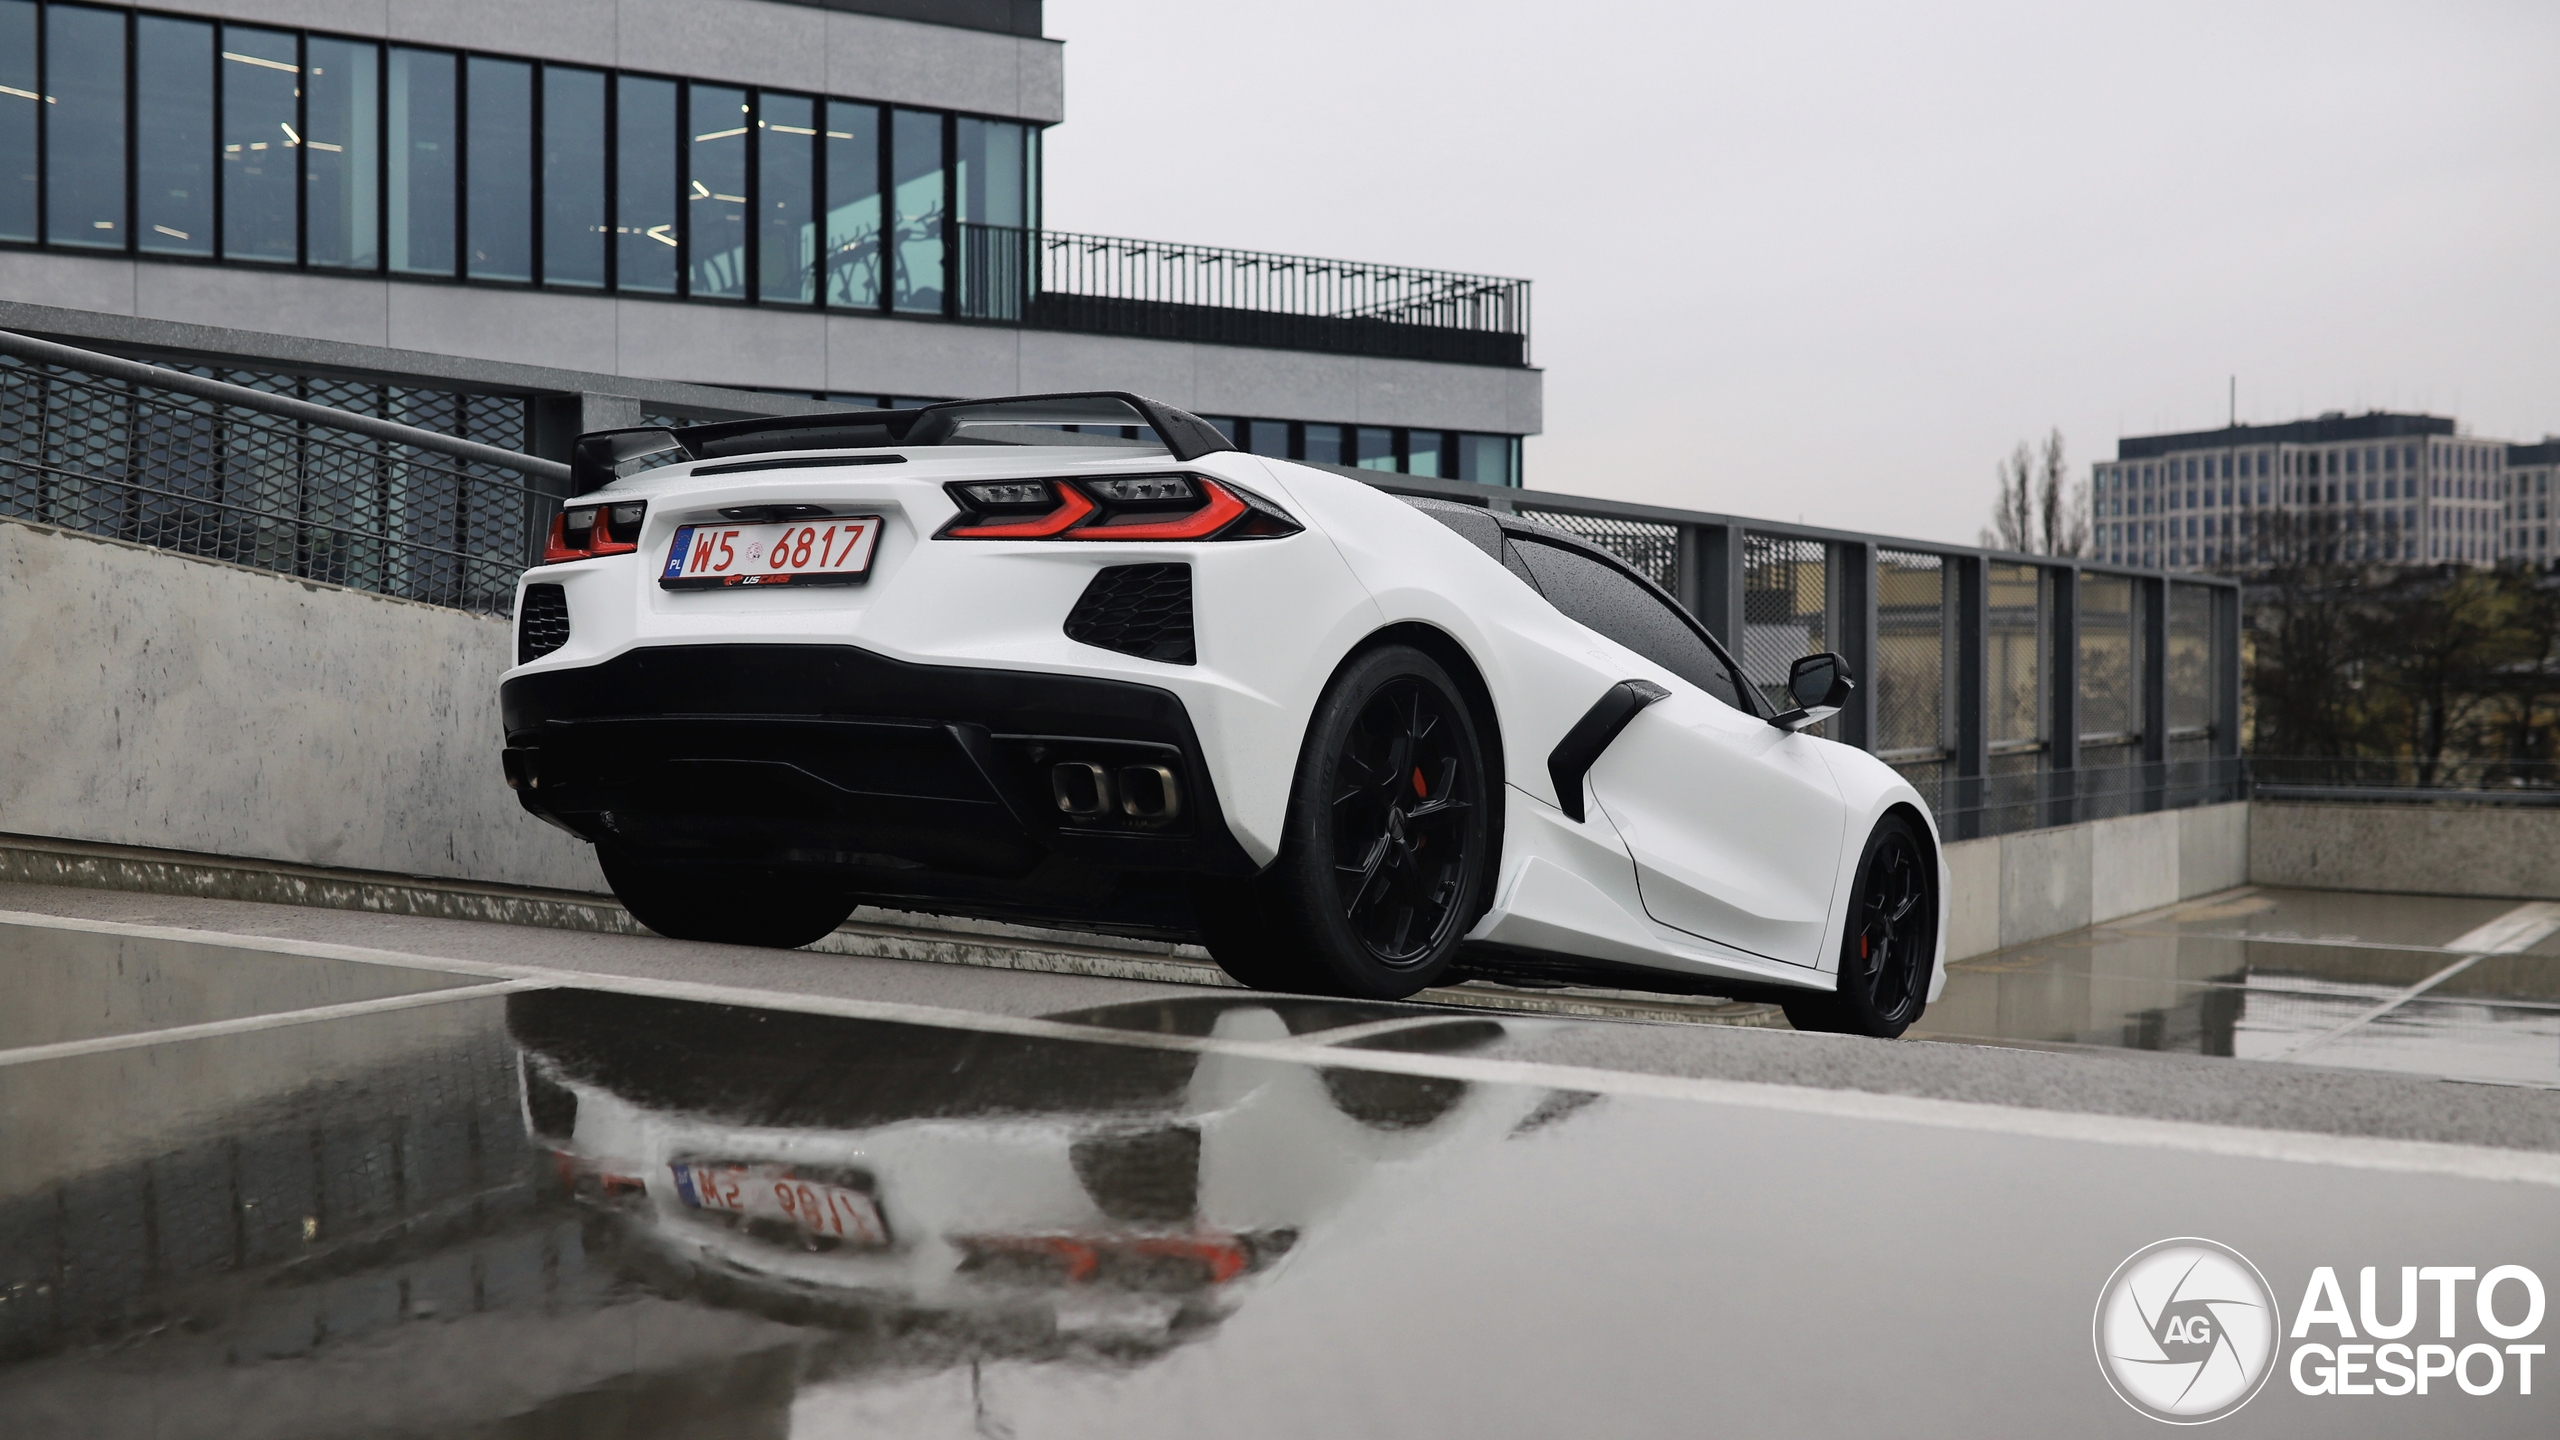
500,643,1259,881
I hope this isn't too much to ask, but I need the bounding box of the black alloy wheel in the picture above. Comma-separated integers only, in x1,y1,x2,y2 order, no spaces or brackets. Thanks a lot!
598,846,858,950
1195,645,1493,999
1782,814,1937,1038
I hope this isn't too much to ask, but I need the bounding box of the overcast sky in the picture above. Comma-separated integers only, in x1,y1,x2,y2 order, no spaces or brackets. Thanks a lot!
1040,1,2560,545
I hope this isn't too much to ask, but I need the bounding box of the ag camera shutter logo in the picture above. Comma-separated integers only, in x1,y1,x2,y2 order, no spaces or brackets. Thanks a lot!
2094,1238,2282,1424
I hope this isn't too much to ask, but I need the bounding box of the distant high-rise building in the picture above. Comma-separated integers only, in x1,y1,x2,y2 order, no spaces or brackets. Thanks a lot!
2094,412,2543,572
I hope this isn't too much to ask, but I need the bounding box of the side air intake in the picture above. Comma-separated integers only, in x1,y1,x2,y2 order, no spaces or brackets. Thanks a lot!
1064,563,1195,664
517,583,571,663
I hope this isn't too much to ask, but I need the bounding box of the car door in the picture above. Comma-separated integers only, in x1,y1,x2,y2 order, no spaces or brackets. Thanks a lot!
1508,535,1849,967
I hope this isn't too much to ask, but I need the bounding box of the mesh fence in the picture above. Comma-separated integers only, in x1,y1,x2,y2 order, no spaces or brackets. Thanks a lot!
1873,550,1948,766
1741,535,1828,723
1514,507,1681,590
2167,582,2214,733
0,354,540,614
2078,572,2140,740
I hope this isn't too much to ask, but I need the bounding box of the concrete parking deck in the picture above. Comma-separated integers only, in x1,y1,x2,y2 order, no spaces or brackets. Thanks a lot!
3,875,2556,1436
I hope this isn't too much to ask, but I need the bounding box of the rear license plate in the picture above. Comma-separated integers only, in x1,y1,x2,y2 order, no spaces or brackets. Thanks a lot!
660,517,880,589
669,1161,889,1245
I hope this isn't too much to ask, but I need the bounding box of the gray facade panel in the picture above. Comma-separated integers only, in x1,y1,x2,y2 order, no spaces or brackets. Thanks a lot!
134,261,393,350
824,311,1022,397
81,1,1064,122
390,0,620,66
826,12,1064,123
617,0,829,93
384,284,622,374
616,297,830,390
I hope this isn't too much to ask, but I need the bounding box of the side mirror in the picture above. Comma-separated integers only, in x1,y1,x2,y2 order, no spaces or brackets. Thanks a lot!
1771,652,1855,732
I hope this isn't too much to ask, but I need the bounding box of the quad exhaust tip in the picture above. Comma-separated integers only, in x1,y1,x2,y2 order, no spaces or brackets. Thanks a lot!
1051,762,1182,823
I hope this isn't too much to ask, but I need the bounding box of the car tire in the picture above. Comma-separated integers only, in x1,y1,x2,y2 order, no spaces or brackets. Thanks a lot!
1214,644,1494,1001
1781,813,1937,1039
597,846,857,949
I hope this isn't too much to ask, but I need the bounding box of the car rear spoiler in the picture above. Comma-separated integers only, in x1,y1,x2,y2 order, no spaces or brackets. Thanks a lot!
567,391,1240,496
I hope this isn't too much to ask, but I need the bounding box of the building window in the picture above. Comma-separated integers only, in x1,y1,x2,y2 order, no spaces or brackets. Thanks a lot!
1458,433,1517,485
1303,424,1344,466
388,48,457,276
136,15,214,257
824,100,882,307
307,37,380,269
1406,429,1441,478
209,24,307,258
757,92,817,304
47,2,126,248
687,83,749,298
1355,427,1396,471
615,75,679,293
541,67,607,287
0,0,33,243
466,56,534,282
889,107,942,313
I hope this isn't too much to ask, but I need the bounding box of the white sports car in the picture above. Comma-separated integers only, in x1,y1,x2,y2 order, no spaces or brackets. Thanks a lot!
501,394,1944,1036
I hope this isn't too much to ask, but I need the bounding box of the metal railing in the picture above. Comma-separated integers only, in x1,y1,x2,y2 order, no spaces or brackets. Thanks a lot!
955,224,1532,368
0,331,568,616
1370,470,2247,840
2249,755,2560,806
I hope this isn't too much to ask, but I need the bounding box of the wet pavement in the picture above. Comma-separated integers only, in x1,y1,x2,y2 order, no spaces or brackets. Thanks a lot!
3,883,2558,1437
1924,887,2560,1086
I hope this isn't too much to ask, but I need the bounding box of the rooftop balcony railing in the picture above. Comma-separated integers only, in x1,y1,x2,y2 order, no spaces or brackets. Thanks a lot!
953,224,1533,368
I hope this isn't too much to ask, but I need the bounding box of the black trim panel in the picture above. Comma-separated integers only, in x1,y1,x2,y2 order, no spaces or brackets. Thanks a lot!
1546,679,1671,823
501,644,1258,879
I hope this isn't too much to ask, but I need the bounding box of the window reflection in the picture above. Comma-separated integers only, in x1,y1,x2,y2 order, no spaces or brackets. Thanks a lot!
1302,424,1344,467
45,2,124,248
615,76,677,294
305,37,378,269
1406,429,1443,479
824,100,881,308
220,27,298,263
541,67,606,288
0,1,30,243
757,92,815,304
466,57,531,281
688,84,748,299
387,49,455,275
1356,427,1396,472
890,108,943,313
135,15,213,257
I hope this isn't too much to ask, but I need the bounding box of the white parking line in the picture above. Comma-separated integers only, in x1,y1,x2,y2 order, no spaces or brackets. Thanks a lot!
2278,900,2560,1064
0,979,542,1069
6,908,2560,1190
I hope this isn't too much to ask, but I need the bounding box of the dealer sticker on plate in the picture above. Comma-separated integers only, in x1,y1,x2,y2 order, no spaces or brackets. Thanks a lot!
662,516,879,589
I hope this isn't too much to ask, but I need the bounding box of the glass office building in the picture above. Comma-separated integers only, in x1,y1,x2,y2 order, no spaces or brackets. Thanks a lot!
0,1,1539,485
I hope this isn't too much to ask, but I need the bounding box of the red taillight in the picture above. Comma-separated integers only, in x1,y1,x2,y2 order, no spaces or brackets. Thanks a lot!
1069,482,1247,541
540,501,647,563
937,474,1295,542
944,483,1098,538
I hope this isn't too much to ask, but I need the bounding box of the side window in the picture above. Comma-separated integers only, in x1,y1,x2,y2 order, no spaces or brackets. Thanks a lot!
1510,538,1746,710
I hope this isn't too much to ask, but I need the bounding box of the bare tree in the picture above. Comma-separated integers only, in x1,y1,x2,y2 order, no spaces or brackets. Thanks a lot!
1983,441,2035,552
2036,429,2091,558
1981,428,2089,556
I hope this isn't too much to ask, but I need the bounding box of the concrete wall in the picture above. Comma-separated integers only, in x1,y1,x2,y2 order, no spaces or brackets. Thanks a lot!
1942,802,2249,960
2250,801,2560,901
0,521,603,892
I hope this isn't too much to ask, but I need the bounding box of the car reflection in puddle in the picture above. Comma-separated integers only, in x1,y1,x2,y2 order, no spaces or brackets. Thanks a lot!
510,990,1562,1366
